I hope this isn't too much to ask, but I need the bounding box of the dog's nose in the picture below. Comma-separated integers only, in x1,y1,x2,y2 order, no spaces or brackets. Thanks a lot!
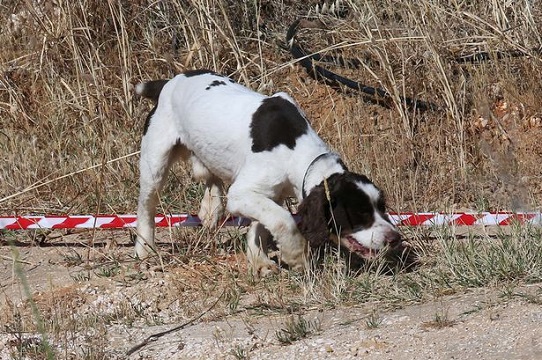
386,231,402,248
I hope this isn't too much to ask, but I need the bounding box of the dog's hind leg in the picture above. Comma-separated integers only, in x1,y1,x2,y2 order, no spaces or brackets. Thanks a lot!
198,180,224,229
191,156,224,229
246,221,280,277
136,134,189,258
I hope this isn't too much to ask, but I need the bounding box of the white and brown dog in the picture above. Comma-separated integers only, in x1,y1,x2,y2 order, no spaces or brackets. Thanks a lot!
134,69,401,276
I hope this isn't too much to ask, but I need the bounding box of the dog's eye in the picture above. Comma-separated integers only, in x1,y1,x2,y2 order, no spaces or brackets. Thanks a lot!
330,196,376,231
357,211,374,224
344,209,374,230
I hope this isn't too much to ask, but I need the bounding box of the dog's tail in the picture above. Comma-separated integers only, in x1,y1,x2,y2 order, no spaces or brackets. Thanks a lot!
135,79,169,102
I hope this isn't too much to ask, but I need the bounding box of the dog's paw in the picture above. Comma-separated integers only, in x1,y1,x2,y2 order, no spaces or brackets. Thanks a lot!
134,239,155,259
198,202,224,229
278,233,309,272
279,247,309,272
282,255,309,273
258,263,280,278
289,259,308,273
249,257,280,278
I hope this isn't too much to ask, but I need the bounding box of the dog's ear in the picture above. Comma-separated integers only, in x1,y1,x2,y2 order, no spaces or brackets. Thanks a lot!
298,184,330,248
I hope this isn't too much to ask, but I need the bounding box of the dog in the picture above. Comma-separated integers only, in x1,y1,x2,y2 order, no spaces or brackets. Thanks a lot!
134,69,401,276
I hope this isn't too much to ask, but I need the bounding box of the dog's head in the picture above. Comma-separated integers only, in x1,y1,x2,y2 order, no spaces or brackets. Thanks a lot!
298,172,401,259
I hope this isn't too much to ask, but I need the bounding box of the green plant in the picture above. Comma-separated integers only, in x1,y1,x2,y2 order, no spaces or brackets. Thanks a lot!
62,251,84,267
422,308,456,329
230,344,249,360
95,264,120,278
71,271,91,282
365,309,383,329
275,315,321,345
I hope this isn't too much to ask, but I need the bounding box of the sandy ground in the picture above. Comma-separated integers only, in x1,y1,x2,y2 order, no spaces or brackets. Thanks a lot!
127,290,542,360
1,233,541,360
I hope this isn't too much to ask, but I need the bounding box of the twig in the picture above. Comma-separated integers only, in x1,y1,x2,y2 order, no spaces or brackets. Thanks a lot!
286,18,541,112
286,19,442,112
125,290,225,356
1,255,34,265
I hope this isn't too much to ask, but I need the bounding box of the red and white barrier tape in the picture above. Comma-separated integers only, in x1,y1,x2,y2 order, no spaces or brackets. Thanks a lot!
0,212,540,230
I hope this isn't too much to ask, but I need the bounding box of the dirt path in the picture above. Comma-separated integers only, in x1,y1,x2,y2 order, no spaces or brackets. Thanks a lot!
1,237,541,359
124,289,542,360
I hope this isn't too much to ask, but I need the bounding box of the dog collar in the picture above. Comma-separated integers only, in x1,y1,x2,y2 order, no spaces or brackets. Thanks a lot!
301,152,332,199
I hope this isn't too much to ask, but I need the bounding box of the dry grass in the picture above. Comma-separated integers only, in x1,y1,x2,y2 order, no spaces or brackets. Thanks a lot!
1,1,542,358
1,0,541,216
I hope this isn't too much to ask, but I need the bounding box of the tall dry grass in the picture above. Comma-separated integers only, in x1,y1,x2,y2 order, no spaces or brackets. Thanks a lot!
1,0,541,218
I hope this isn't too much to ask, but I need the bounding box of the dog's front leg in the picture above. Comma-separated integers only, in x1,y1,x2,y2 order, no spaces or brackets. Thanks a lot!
227,187,308,273
246,221,280,277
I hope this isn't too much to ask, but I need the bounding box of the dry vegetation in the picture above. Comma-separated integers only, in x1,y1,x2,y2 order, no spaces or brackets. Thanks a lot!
1,0,541,215
1,0,542,359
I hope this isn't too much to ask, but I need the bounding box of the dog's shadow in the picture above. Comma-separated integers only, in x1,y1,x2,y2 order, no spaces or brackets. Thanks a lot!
268,239,419,275
313,244,419,275
344,244,419,275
